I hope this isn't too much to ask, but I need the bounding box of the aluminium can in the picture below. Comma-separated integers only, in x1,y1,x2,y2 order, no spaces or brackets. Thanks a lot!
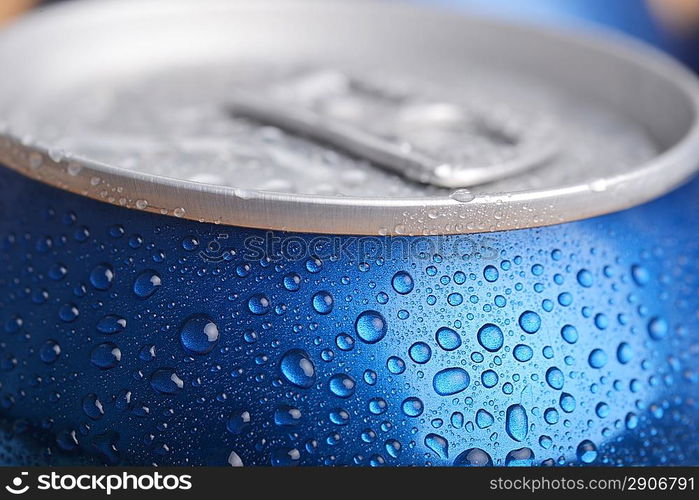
0,0,699,466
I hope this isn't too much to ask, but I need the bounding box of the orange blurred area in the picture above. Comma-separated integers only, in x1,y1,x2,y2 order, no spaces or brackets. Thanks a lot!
0,0,37,24
648,0,699,35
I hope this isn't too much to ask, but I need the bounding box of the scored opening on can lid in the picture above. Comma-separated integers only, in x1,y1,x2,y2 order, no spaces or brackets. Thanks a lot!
0,0,698,235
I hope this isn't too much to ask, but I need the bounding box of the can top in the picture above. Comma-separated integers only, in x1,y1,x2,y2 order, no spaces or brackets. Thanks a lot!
1,0,698,235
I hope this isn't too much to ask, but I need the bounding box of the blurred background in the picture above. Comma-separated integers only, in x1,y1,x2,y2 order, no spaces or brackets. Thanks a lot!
1,0,699,73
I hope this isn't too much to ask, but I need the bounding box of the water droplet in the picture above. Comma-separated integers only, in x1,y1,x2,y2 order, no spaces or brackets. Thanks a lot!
513,344,533,362
279,349,316,388
505,447,535,466
270,448,300,467
576,440,598,464
328,373,356,398
58,303,79,322
505,404,528,442
576,269,593,288
90,342,121,370
283,273,301,291
274,405,301,427
82,393,104,420
226,410,250,434
89,264,115,291
433,367,470,396
477,323,504,352
425,433,449,459
447,293,463,306
330,408,350,426
453,448,492,466
312,291,334,314
648,316,668,341
401,397,424,417
391,271,414,294
149,368,184,395
559,392,576,413
560,324,578,344
617,342,633,364
631,264,650,286
545,367,564,390
436,327,462,351
595,402,610,418
368,397,388,415
518,311,541,333
355,310,387,344
133,270,161,298
476,409,494,429
450,189,475,203
181,236,199,251
96,314,127,335
180,315,219,354
39,340,61,364
408,342,432,364
227,451,243,467
247,293,271,315
483,265,499,282
305,256,323,273
588,349,608,369
387,356,406,374
335,334,354,351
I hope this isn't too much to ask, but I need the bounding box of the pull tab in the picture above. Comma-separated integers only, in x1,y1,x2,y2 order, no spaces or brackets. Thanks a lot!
227,71,556,188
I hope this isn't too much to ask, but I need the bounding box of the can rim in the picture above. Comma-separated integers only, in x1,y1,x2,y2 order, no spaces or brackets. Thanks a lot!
1,0,699,235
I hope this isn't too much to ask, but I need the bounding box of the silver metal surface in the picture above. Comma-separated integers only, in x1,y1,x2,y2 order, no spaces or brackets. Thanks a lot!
227,87,556,189
0,0,698,235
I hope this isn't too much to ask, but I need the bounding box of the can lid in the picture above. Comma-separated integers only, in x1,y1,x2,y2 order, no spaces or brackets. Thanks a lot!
1,0,698,235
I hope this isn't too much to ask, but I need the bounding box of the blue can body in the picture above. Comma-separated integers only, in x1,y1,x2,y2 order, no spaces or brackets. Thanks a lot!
0,165,698,466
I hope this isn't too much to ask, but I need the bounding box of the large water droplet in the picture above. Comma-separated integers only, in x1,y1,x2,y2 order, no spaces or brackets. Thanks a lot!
513,344,533,362
133,270,161,298
90,263,115,291
576,440,598,464
392,271,414,294
40,340,61,364
328,373,356,398
82,393,104,420
149,368,184,395
90,342,121,370
588,349,608,369
518,311,541,333
408,342,432,364
476,409,494,429
505,404,528,442
96,314,127,335
648,316,668,341
436,327,462,351
312,291,334,314
505,447,535,466
477,324,503,352
401,397,424,417
355,310,387,344
279,349,316,388
274,405,302,427
425,433,449,459
545,367,564,390
179,314,219,355
453,448,492,466
433,367,470,396
226,409,251,434
248,294,271,315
